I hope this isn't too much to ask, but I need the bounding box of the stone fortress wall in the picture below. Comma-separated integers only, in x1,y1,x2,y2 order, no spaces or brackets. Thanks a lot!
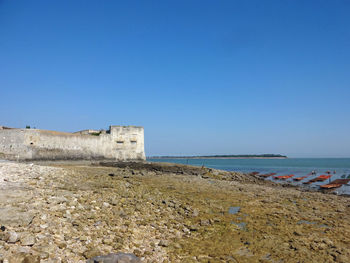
0,125,145,161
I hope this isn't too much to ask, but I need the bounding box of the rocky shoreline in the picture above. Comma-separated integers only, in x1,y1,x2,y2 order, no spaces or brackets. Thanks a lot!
0,161,349,262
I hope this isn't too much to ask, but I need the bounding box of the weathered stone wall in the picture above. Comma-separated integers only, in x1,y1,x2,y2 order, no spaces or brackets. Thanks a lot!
0,126,145,161
0,129,30,160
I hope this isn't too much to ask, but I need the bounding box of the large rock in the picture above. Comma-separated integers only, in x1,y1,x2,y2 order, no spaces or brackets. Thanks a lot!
0,207,34,227
86,253,141,263
0,230,19,243
7,231,19,243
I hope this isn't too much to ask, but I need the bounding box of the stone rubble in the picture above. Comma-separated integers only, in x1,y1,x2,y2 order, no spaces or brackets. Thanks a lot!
0,161,349,262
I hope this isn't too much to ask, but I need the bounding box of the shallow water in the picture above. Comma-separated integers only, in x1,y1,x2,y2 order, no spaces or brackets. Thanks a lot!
297,220,316,225
148,158,350,195
228,206,240,214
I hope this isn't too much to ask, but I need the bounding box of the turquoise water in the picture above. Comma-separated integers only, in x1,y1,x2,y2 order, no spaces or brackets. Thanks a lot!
148,158,350,195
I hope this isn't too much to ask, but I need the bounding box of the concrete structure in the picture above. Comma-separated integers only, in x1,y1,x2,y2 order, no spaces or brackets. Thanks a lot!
0,125,145,161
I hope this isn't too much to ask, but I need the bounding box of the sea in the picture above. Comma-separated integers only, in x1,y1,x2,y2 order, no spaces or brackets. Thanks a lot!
148,158,350,195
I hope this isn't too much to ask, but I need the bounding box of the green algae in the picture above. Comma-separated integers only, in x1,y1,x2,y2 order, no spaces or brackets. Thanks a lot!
51,163,350,263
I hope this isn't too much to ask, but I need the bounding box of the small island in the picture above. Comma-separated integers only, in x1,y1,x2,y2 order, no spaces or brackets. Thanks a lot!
148,154,287,159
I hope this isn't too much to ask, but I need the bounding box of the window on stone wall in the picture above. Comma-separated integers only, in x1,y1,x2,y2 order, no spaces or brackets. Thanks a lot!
130,140,137,144
116,141,124,144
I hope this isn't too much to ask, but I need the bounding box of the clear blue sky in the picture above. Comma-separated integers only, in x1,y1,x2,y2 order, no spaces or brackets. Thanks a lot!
1,1,350,157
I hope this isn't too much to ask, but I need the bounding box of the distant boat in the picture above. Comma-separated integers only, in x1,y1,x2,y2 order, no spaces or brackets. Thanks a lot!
274,174,295,180
294,172,316,181
294,175,309,181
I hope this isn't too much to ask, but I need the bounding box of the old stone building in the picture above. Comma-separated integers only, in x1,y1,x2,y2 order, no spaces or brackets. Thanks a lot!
0,125,145,161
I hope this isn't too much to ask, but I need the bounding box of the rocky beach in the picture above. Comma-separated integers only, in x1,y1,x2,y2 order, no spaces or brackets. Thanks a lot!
0,161,349,263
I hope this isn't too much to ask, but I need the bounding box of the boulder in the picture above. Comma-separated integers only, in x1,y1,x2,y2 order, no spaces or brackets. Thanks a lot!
0,207,34,227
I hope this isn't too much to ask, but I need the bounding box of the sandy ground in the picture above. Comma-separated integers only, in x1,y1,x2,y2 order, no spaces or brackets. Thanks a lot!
0,161,349,263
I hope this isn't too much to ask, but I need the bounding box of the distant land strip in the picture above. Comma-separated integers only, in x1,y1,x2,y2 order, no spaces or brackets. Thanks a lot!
147,154,287,159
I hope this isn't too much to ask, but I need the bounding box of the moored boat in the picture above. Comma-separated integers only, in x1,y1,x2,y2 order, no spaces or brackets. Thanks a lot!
303,175,332,184
294,175,309,181
274,174,295,180
320,179,350,189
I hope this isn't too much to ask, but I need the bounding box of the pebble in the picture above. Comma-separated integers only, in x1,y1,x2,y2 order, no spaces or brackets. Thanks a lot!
20,234,36,246
83,248,102,259
7,231,19,243
192,208,199,217
158,240,169,247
